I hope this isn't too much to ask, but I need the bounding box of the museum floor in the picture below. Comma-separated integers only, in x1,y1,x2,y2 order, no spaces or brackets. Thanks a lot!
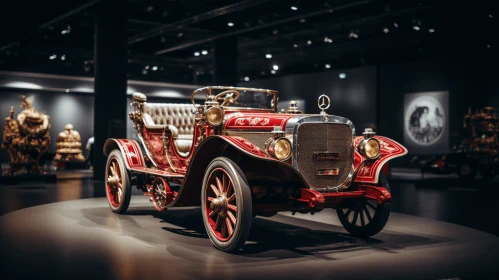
1,168,499,279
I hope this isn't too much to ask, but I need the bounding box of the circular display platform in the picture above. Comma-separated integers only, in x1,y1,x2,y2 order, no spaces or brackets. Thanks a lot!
1,196,498,280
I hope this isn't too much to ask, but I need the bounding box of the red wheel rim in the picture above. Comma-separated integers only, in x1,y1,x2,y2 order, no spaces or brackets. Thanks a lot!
205,168,237,242
106,157,123,208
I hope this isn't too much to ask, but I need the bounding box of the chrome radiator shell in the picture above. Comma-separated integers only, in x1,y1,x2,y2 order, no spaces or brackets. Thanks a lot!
286,115,355,192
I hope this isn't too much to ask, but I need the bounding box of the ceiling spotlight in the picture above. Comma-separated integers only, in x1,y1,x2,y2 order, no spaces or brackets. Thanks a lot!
487,44,491,48
300,18,306,23
394,22,399,28
293,44,298,48
272,29,279,35
152,66,158,71
142,69,148,75
227,22,235,27
324,36,333,43
65,89,70,92
60,55,66,61
307,40,312,45
291,6,298,11
177,32,183,38
413,26,420,31
339,73,346,79
49,54,57,60
325,64,331,69
349,32,359,39
145,65,150,70
194,51,200,56
489,14,493,19
429,29,435,33
383,28,389,33
244,76,250,81
201,50,208,55
265,54,272,59
271,70,277,74
273,65,279,70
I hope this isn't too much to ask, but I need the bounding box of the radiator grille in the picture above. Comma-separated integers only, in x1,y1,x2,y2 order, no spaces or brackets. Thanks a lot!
296,123,353,189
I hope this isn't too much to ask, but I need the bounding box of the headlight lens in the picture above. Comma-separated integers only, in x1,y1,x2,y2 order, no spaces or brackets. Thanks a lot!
266,137,292,161
206,106,224,126
358,138,380,159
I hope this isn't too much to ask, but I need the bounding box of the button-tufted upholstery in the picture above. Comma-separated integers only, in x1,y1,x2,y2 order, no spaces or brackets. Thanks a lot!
142,103,197,156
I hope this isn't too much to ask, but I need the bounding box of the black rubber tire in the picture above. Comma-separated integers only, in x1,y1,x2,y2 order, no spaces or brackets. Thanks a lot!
457,161,477,180
336,173,391,238
105,150,132,214
201,157,252,252
479,167,497,180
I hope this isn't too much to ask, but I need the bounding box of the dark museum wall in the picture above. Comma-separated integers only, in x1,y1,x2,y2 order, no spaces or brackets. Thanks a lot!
378,59,497,165
0,89,94,163
241,66,378,132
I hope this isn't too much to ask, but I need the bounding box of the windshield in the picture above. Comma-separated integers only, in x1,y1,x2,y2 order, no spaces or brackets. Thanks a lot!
192,86,278,112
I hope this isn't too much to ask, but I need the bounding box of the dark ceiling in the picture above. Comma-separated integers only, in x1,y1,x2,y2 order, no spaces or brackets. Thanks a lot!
0,0,496,84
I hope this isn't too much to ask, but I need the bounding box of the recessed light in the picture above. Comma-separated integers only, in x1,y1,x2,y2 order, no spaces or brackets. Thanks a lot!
339,73,346,79
244,76,250,81
413,26,420,31
394,23,399,28
489,14,493,19
307,40,312,45
383,28,389,33
487,44,491,48
429,28,435,33
324,36,333,43
293,44,298,48
300,18,306,23
49,54,57,60
194,51,200,56
60,55,66,61
227,22,235,27
291,6,298,11
65,89,70,92
152,66,158,71
265,54,272,59
201,50,208,55
271,70,276,74
325,64,331,69
273,65,279,70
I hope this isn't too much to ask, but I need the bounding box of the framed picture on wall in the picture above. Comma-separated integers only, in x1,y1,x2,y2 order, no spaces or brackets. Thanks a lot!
403,91,449,154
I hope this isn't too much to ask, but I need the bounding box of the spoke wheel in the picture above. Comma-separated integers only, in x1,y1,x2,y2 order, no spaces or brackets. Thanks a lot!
201,157,252,252
105,150,131,214
336,173,391,238
457,161,477,180
152,177,173,211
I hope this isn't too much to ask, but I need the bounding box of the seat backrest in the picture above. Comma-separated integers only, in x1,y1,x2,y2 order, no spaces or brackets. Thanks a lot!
143,103,195,136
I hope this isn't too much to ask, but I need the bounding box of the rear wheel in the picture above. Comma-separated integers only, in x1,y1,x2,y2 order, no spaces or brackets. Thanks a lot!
105,150,132,214
457,161,477,180
201,157,252,252
336,173,391,238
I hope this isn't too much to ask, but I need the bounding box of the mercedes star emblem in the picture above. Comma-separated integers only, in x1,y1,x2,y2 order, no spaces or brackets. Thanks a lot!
318,94,330,116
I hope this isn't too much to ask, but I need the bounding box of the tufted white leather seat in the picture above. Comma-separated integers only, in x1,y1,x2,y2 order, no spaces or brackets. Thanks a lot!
142,103,196,157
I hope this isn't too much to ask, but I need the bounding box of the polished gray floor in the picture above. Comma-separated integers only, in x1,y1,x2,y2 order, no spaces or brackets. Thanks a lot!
1,195,498,280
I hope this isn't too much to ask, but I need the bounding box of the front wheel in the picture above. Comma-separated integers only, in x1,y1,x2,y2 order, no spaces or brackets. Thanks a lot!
336,173,391,238
105,150,132,214
457,161,477,180
201,157,252,252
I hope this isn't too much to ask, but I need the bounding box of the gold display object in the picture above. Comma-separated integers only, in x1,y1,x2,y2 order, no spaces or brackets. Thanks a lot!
463,106,498,153
53,124,85,162
2,96,50,175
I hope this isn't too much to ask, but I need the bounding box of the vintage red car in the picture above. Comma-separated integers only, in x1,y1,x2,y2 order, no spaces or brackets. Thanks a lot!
103,86,407,252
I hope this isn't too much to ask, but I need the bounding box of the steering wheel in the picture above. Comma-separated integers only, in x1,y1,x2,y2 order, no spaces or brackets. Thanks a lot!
215,90,241,106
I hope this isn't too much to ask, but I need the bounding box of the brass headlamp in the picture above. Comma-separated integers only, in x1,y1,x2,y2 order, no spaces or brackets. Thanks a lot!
357,128,380,160
265,127,292,161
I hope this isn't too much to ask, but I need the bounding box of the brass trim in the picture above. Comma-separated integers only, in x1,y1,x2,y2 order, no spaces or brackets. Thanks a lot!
316,168,339,176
